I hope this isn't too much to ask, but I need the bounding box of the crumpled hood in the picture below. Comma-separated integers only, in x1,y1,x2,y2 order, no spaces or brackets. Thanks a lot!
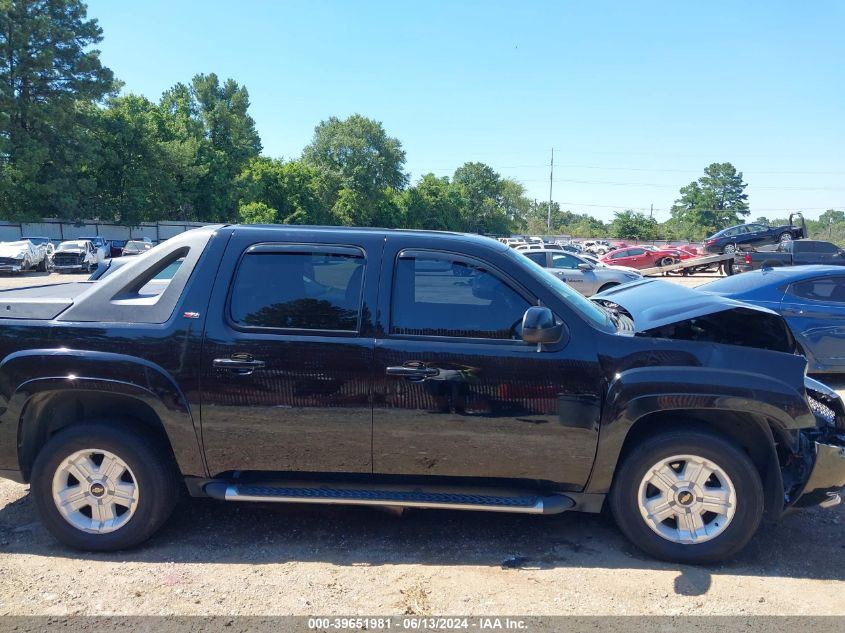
591,278,779,331
0,241,33,258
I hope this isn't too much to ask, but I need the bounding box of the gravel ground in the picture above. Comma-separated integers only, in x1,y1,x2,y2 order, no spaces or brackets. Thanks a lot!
0,268,843,617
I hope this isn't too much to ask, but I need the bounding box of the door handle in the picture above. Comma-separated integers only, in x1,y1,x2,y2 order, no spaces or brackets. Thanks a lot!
213,357,266,374
386,366,439,380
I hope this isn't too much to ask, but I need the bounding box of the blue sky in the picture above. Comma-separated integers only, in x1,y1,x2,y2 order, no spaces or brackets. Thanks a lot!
86,1,845,222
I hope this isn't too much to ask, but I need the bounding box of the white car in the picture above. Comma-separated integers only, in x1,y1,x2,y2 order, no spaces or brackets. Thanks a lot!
78,236,110,263
516,243,563,251
0,240,49,273
52,240,99,273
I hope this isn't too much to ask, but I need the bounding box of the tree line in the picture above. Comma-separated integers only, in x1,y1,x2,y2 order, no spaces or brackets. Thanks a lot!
2,1,842,244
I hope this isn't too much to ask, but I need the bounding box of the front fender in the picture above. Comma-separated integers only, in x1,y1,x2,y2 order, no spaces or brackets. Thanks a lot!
0,349,205,478
584,365,814,494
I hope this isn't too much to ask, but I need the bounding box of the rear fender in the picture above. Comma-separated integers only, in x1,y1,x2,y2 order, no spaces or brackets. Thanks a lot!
0,349,204,478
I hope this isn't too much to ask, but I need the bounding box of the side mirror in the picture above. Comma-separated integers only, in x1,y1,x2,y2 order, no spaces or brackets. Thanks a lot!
522,306,564,345
577,262,593,271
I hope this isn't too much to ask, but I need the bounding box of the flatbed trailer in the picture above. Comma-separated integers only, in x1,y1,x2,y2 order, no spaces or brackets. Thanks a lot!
640,252,735,276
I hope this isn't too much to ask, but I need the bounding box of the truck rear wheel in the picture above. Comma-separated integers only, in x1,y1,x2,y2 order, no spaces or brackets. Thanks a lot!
609,429,763,564
31,423,179,551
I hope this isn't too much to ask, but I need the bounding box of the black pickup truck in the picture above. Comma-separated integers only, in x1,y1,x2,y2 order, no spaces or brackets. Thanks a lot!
734,239,845,273
0,225,843,564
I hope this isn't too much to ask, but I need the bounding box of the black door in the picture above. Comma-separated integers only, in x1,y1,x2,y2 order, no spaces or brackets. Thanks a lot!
372,238,602,489
200,230,379,476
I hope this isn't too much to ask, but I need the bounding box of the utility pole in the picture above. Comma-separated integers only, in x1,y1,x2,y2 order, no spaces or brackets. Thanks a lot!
548,147,554,230
650,203,653,219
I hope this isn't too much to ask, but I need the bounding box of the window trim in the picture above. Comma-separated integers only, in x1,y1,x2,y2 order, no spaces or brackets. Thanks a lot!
226,242,367,336
388,248,538,345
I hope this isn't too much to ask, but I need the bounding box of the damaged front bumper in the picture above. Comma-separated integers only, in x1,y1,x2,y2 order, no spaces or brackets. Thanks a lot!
791,377,845,507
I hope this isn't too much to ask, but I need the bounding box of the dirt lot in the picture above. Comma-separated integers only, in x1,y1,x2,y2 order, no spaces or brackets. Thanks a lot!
0,269,843,617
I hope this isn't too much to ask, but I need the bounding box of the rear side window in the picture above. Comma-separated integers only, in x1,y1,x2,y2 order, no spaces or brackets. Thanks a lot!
523,252,546,266
787,277,845,303
230,248,364,331
391,253,531,339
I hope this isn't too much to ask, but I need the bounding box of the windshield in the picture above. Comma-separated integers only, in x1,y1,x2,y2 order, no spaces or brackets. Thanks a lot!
505,248,612,331
58,241,86,250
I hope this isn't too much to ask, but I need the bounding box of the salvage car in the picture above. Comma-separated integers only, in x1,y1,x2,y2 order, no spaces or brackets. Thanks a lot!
78,236,111,263
122,239,153,256
520,248,641,296
600,245,691,269
0,225,842,564
703,215,806,254
0,239,48,273
52,240,99,273
697,266,845,373
733,239,845,273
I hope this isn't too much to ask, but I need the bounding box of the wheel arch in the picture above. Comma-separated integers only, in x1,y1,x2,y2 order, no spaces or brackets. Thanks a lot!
585,366,812,518
605,409,785,519
2,350,206,481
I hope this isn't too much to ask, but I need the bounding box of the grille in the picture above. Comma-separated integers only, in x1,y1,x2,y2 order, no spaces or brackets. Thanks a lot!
808,395,836,427
54,253,83,266
0,257,19,265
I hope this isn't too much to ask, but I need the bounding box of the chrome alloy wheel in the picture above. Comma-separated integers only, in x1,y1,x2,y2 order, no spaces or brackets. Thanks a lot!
637,454,736,544
51,448,139,534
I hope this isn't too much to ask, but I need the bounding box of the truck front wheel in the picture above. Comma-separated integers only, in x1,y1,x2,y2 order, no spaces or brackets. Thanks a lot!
609,429,764,564
31,423,179,551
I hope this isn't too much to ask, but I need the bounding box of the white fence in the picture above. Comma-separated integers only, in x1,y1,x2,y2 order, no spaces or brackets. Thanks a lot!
0,220,210,245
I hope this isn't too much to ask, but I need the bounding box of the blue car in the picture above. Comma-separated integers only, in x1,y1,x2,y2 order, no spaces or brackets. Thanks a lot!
699,265,845,373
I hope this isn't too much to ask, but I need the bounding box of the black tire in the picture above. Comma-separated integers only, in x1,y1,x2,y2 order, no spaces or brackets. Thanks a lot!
658,257,676,267
609,429,764,564
597,282,620,293
723,243,736,254
778,232,793,243
31,422,180,551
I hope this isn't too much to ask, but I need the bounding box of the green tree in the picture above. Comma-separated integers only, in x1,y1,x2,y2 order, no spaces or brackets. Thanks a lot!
302,114,407,220
236,157,326,225
610,209,658,240
670,162,749,239
0,0,116,218
452,162,512,234
155,74,260,222
500,179,531,230
87,95,173,225
399,173,464,231
238,200,277,224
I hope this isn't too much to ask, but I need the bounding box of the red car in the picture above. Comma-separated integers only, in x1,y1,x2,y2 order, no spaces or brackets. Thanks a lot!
600,245,692,270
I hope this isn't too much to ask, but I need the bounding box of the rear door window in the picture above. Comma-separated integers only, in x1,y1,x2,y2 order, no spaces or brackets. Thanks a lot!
230,246,365,331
